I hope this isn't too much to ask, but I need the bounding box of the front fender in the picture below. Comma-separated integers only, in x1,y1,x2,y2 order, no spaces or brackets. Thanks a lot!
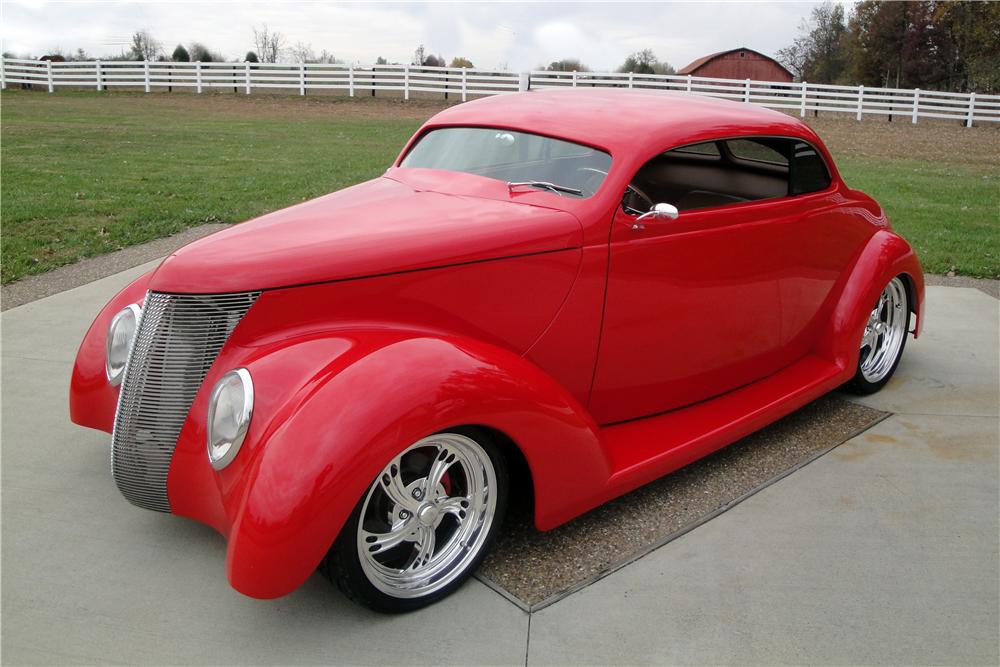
194,332,607,599
69,269,154,432
818,229,925,372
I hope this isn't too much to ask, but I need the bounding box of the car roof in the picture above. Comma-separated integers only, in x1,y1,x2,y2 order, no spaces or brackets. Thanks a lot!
422,88,824,157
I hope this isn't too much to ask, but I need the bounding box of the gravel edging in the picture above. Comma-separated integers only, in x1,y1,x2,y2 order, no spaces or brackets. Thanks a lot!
1,224,229,311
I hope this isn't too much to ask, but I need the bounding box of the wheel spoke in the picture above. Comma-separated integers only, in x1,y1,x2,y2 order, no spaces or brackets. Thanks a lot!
424,448,455,498
438,496,471,518
362,520,417,553
411,525,436,569
379,459,420,512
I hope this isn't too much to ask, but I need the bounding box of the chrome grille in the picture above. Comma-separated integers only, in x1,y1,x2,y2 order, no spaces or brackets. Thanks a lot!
111,290,260,512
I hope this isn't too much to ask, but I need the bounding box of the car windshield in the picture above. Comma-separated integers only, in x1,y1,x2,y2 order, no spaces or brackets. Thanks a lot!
400,127,612,198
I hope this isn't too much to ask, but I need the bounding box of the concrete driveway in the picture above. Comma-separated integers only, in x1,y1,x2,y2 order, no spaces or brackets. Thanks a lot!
2,264,997,666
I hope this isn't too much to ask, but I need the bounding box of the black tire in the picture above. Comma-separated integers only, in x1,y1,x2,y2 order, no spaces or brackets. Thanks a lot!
320,427,508,613
846,276,910,395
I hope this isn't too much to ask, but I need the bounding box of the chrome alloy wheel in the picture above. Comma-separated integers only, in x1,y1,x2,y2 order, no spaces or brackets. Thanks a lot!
356,433,498,599
859,277,908,383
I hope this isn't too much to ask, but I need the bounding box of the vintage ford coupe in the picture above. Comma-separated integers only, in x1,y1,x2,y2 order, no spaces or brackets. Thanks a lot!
71,89,923,611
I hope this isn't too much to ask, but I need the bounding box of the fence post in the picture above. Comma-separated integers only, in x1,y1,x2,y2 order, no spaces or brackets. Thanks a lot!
95,59,102,91
461,68,467,101
744,78,750,103
799,81,807,117
572,70,577,87
46,60,54,92
144,60,150,93
404,65,410,100
686,74,692,92
856,84,864,121
965,92,976,128
196,61,202,93
348,65,354,97
628,71,634,89
518,71,529,92
299,62,306,96
0,56,5,90
911,88,919,124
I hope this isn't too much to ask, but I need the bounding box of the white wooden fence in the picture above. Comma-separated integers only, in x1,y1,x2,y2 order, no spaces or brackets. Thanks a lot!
3,57,998,126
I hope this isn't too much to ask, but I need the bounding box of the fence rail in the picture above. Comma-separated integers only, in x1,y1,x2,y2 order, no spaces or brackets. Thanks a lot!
3,57,998,126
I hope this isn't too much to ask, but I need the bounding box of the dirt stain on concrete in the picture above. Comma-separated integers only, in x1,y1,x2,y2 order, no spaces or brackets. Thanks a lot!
832,445,872,462
927,437,991,462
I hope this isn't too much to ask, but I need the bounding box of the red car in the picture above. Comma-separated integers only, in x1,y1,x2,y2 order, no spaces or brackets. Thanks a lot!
70,89,924,612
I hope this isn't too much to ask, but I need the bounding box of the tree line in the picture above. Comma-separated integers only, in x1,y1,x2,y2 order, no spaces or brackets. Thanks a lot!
778,0,999,93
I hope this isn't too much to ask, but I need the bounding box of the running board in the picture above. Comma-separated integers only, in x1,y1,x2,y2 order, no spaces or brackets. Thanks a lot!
598,355,850,500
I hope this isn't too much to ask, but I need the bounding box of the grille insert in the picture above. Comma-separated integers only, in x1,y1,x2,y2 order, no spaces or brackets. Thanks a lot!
111,291,259,512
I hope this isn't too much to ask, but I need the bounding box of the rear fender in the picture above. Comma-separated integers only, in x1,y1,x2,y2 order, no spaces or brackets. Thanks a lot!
223,333,608,599
817,229,925,372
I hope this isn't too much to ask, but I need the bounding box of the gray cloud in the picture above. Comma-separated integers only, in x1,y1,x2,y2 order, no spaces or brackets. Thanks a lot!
1,1,821,71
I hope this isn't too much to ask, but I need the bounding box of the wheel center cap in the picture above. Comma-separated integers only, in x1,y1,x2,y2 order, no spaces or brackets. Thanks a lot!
417,503,439,526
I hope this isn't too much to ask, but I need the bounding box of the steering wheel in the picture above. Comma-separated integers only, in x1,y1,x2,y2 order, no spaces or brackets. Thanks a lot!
622,182,655,216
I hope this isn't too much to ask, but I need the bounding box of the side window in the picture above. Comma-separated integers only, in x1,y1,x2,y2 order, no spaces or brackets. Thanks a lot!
670,141,721,157
726,139,789,166
624,136,831,213
789,141,832,194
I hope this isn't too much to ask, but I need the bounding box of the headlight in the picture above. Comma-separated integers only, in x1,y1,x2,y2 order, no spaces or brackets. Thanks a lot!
105,304,141,385
206,368,254,471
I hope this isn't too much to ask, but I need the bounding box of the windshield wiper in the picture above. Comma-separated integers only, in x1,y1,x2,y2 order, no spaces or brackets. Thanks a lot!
507,181,583,197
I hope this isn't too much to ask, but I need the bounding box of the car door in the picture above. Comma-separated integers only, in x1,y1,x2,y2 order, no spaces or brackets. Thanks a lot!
588,138,804,425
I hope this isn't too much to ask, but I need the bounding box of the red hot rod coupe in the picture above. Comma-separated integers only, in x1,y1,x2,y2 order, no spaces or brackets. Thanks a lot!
71,89,923,612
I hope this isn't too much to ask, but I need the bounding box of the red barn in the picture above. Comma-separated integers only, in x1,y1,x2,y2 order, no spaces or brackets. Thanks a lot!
678,47,793,82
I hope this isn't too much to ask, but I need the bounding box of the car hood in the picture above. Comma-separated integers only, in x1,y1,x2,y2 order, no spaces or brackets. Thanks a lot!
148,175,582,293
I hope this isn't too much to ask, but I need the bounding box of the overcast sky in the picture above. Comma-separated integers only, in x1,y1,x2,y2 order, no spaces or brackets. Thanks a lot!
1,1,826,71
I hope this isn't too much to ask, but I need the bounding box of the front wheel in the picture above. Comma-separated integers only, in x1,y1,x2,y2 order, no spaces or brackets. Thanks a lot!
847,276,910,395
322,428,507,612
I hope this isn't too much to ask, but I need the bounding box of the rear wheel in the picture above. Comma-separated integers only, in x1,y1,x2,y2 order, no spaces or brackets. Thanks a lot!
847,276,910,395
322,428,507,613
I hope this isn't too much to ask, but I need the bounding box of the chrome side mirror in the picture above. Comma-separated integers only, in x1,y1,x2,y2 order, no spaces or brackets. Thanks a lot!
637,202,679,222
632,202,679,230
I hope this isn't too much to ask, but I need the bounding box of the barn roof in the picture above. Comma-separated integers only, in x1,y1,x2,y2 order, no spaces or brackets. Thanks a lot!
677,47,793,78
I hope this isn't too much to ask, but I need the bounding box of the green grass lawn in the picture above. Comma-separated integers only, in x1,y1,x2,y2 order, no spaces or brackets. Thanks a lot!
837,157,998,278
1,91,424,283
1,90,998,282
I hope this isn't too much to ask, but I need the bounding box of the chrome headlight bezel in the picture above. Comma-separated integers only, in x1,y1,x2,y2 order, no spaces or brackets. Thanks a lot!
206,368,254,471
105,304,142,386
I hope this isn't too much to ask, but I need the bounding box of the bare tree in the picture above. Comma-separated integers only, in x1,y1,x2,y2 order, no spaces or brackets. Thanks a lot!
253,24,285,63
289,41,315,63
412,44,426,66
129,30,162,61
316,49,338,64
